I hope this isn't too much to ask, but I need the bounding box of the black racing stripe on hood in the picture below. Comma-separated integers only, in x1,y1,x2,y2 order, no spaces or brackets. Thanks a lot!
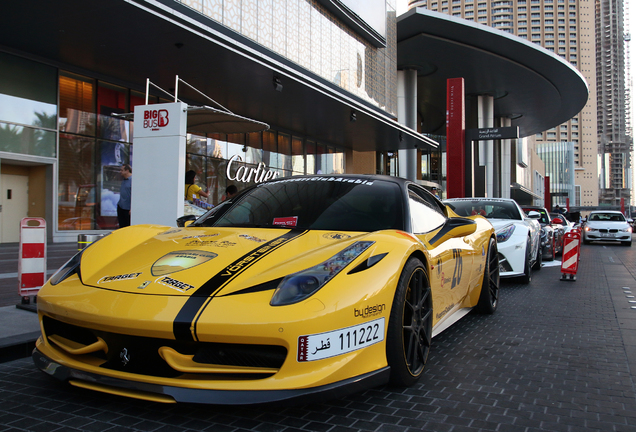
173,230,308,341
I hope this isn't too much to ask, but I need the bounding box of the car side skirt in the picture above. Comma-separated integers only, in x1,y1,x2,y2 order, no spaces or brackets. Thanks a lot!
33,348,390,405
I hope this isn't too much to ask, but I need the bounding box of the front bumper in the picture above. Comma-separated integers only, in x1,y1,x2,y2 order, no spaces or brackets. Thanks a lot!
584,231,631,242
33,346,390,404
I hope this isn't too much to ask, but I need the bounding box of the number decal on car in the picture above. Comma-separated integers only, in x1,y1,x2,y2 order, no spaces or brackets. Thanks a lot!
451,249,463,289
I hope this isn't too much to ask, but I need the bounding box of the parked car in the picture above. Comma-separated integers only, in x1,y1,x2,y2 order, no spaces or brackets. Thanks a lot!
444,197,541,283
34,174,501,404
522,206,562,260
582,210,633,246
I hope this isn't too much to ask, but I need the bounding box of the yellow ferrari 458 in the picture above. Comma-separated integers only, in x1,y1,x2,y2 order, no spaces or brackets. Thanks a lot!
33,174,499,404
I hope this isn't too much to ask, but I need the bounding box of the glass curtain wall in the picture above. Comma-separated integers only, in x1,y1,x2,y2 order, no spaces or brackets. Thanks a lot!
186,131,345,206
0,52,57,158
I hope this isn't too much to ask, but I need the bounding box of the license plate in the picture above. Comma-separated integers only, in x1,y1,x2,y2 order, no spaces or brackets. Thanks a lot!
601,232,614,238
297,317,385,362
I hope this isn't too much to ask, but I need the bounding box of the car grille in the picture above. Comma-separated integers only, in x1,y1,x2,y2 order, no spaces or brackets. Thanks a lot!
599,229,618,233
42,316,287,379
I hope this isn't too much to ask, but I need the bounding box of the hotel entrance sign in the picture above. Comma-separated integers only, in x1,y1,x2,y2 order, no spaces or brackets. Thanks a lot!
467,127,519,141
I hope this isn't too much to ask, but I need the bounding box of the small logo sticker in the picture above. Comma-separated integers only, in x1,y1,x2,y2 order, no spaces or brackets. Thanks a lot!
323,233,351,240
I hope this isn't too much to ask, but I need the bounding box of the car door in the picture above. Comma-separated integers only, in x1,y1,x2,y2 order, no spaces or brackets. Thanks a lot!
408,185,475,325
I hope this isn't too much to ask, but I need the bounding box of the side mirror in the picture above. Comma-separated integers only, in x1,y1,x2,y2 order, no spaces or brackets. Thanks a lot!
552,218,563,224
527,211,541,219
176,215,197,227
428,218,477,248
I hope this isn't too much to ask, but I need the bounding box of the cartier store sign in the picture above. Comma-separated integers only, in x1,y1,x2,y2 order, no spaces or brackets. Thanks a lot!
226,154,280,184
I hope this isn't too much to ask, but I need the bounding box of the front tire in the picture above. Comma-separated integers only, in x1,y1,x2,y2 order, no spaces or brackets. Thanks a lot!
475,237,500,314
387,258,432,387
519,237,532,284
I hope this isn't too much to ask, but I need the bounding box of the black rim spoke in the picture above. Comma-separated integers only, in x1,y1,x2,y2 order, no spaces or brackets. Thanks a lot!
403,268,431,375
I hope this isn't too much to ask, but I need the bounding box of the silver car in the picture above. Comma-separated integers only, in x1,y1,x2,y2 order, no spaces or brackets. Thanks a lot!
583,211,633,246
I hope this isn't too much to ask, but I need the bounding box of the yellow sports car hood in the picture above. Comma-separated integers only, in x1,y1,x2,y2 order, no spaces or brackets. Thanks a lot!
79,225,378,298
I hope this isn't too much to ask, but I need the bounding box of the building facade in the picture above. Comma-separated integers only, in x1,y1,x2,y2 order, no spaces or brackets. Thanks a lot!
407,0,603,209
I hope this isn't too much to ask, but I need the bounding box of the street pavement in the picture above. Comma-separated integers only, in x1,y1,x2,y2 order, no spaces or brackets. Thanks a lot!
0,238,635,431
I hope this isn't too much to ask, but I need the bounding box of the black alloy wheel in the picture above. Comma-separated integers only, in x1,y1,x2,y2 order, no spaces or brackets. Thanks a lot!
520,237,532,284
475,237,500,314
387,258,432,387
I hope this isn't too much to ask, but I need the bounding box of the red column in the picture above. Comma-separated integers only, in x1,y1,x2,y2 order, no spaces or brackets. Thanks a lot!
446,78,465,198
544,176,551,210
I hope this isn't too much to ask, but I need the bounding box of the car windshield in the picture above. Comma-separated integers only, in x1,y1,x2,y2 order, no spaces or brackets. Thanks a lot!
194,177,405,232
589,213,625,222
446,200,522,220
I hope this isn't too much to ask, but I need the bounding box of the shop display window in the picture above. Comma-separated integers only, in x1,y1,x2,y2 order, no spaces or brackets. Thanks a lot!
97,82,129,143
292,136,304,175
59,72,96,137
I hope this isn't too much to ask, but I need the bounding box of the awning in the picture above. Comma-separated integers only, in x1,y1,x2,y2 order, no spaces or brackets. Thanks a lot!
185,106,269,135
115,105,270,135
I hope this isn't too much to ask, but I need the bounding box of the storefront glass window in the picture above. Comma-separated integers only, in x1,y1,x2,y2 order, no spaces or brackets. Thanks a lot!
58,134,97,230
0,121,56,158
0,52,57,130
97,82,130,142
292,136,304,174
306,141,316,174
59,72,96,137
98,140,130,230
277,132,292,176
262,130,278,170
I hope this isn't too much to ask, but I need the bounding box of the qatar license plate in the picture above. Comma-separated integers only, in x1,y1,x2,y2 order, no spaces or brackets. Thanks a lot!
297,317,385,362
601,232,614,238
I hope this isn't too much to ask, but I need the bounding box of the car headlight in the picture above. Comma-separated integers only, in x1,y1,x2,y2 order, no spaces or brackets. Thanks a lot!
496,224,515,243
270,241,375,306
49,250,83,285
620,227,633,233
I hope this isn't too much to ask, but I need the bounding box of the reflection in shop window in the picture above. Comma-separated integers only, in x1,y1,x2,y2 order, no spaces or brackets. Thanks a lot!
58,134,96,231
59,73,96,137
97,82,130,142
306,141,316,174
292,136,304,174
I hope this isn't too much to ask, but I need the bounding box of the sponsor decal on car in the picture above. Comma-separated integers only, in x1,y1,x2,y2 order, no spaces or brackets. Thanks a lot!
182,234,220,240
436,302,456,320
273,216,298,227
274,176,374,186
185,240,235,247
151,250,218,276
323,232,351,240
239,234,266,243
156,276,195,293
97,273,142,284
354,304,386,318
297,317,385,362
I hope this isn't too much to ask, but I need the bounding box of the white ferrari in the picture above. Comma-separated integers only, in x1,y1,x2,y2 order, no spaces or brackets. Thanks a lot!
444,198,541,283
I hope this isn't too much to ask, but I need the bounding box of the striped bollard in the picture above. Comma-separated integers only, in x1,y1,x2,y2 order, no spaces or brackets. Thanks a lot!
560,230,580,281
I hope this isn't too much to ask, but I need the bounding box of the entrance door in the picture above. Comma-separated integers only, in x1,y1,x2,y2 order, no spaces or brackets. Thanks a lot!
1,174,29,243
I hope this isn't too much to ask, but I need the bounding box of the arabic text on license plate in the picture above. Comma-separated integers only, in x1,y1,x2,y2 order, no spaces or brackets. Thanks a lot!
297,317,385,362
